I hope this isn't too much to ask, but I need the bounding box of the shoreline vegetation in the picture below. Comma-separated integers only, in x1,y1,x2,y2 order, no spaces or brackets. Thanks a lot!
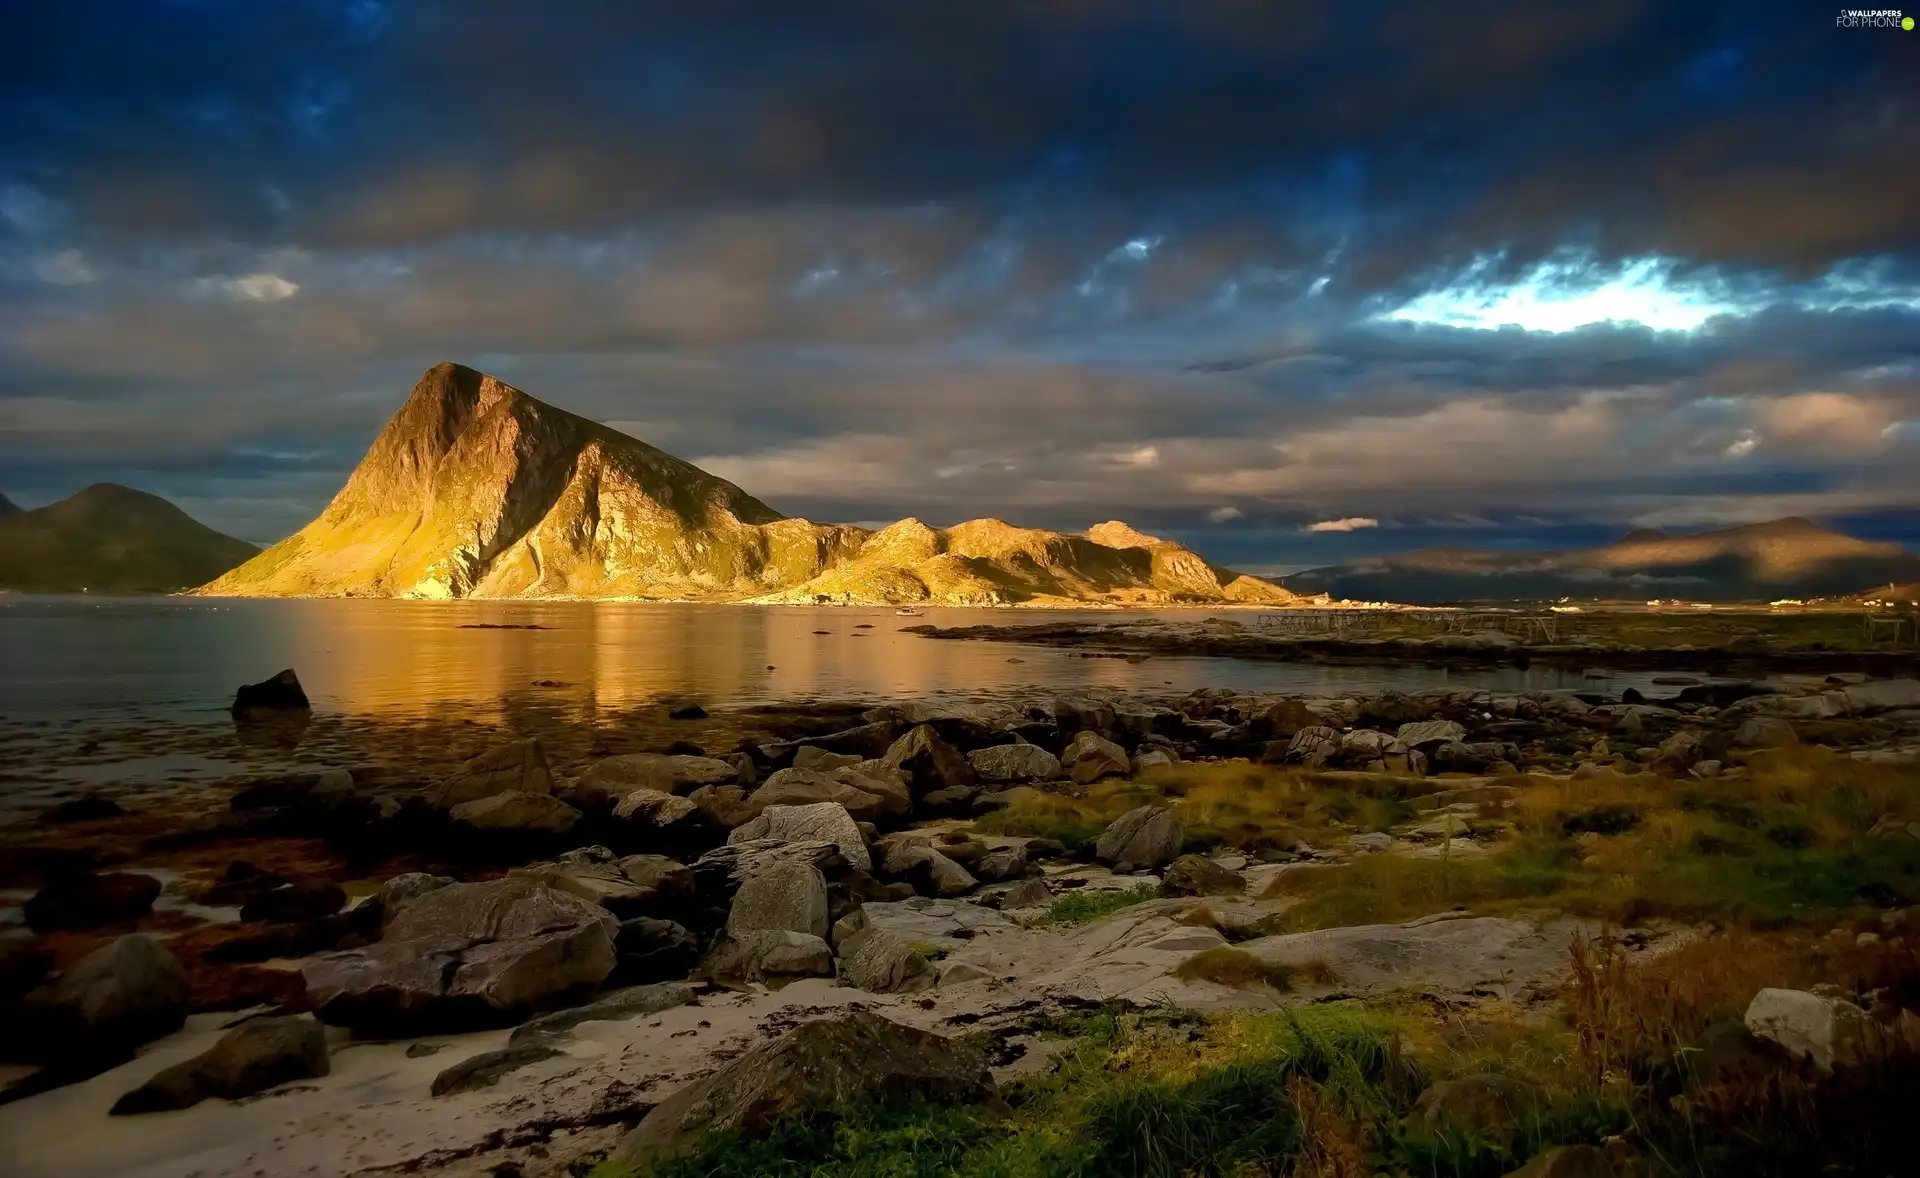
1,623,1917,1176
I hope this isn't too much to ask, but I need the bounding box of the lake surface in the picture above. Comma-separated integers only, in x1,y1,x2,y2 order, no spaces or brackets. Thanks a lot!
0,597,1694,728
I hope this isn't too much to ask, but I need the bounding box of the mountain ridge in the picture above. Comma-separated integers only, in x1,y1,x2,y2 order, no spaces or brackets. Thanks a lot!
1284,519,1920,604
199,362,1294,606
0,483,259,594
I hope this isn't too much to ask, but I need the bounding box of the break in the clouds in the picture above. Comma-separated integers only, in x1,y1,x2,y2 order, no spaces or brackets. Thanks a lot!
0,1,1916,565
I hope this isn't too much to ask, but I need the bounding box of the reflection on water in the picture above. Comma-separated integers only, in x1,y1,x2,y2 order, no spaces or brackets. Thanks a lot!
2,597,1672,726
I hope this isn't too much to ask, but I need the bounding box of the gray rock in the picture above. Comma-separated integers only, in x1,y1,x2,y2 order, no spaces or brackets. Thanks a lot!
702,930,834,982
431,739,553,808
112,1016,328,1114
691,839,849,896
881,725,975,795
726,859,830,938
606,1010,994,1172
836,928,934,993
1841,678,1920,714
1238,916,1575,1000
878,840,978,897
1348,831,1393,853
1159,855,1246,897
1397,719,1467,749
612,917,699,984
967,744,1062,783
449,790,580,834
997,877,1055,910
611,787,700,827
370,872,455,935
1063,730,1130,783
1732,716,1799,749
508,982,697,1046
580,753,739,796
302,878,618,1033
430,1043,561,1096
746,767,909,824
1284,726,1341,767
794,746,865,772
1052,696,1117,738
972,845,1030,883
18,934,189,1064
935,959,994,987
729,802,871,872
1744,986,1871,1073
1133,748,1177,773
1094,805,1182,873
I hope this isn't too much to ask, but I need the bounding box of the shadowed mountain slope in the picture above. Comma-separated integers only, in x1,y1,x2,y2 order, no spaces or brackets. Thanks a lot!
0,484,258,593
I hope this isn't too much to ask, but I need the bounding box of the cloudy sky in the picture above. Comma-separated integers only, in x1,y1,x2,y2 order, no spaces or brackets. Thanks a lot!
2,1,1917,573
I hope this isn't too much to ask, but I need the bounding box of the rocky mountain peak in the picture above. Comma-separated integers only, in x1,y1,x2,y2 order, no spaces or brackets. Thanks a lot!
1086,521,1164,549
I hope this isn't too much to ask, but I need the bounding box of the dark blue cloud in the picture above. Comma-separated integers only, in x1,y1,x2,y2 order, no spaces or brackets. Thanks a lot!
0,0,1916,561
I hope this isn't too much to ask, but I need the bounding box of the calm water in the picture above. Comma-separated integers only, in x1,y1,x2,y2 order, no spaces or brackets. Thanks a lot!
0,597,1678,726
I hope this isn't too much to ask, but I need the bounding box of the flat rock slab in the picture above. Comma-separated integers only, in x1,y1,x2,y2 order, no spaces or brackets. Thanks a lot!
861,899,1015,946
1238,915,1582,1000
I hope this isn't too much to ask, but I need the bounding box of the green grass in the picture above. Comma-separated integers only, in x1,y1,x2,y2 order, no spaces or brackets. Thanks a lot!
1029,884,1159,927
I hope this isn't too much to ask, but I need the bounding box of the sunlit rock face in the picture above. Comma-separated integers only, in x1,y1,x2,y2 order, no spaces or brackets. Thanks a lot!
198,362,1293,605
200,362,869,600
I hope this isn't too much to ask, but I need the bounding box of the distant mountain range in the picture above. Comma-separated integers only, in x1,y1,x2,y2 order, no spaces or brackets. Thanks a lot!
199,362,1294,606
0,484,259,594
1283,519,1920,604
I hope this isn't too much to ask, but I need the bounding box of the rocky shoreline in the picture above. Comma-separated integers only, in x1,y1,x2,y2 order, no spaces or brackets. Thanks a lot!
905,617,1920,675
2,665,1919,1176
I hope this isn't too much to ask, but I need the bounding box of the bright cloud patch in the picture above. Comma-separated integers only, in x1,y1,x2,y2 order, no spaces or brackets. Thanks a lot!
1305,516,1379,533
1383,251,1741,333
227,273,300,302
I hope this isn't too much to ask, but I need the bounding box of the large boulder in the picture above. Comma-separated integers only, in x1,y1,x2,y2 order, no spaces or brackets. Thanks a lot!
745,767,906,824
110,1015,328,1114
725,859,830,939
449,790,580,834
24,870,160,932
0,929,51,1000
1732,716,1799,749
610,787,701,829
793,746,865,772
367,872,455,935
691,839,850,901
702,930,834,983
511,848,693,915
581,753,740,796
1284,726,1341,767
231,669,310,720
1063,730,1130,784
15,934,189,1065
967,743,1063,783
837,927,934,994
606,1010,995,1172
1095,805,1182,873
1397,719,1467,750
1160,855,1246,897
301,878,618,1033
878,838,979,897
880,725,975,796
431,739,553,808
1841,678,1920,714
728,802,871,872
1744,987,1871,1073
971,844,1031,883
1053,696,1117,739
1250,698,1327,739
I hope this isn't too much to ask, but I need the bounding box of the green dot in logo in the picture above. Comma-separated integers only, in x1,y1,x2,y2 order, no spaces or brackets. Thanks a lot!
1907,15,1917,29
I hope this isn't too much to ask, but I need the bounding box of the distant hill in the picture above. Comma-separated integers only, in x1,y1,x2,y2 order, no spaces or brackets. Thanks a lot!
1283,518,1920,604
750,517,1291,607
0,484,259,594
201,361,1292,606
0,492,19,518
